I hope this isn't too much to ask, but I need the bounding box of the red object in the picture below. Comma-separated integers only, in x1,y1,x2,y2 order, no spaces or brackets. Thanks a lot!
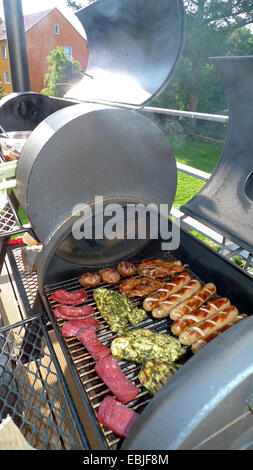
54,305,94,320
95,355,139,404
97,396,139,438
8,238,24,245
51,289,88,305
76,327,110,362
61,319,99,338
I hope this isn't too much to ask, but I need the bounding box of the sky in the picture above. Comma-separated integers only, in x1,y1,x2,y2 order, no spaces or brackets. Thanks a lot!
0,0,87,37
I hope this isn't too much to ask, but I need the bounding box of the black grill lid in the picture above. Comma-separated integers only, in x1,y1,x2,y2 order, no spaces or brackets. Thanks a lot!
182,57,253,254
15,103,177,266
66,0,185,106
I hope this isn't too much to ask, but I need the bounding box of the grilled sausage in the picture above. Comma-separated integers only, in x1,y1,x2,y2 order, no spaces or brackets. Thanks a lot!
117,261,137,277
191,314,247,353
171,297,231,336
169,282,217,321
179,306,239,346
152,280,201,319
79,272,101,288
143,272,191,312
99,268,121,284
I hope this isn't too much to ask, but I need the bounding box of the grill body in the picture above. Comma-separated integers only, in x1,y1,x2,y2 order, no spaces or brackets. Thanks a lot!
38,226,253,450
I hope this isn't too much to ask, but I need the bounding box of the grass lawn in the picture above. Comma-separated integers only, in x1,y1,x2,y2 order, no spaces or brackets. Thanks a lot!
169,136,224,249
170,136,224,207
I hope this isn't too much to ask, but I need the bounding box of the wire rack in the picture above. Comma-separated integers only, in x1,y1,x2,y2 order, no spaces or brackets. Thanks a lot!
0,315,90,449
0,241,91,449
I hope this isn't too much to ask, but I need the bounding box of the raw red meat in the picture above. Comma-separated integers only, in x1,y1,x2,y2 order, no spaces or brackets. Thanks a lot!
54,305,94,320
76,328,110,361
51,289,88,305
95,355,139,404
97,396,139,438
61,319,99,338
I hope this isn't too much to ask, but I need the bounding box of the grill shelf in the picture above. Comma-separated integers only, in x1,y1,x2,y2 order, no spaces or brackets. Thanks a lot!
0,315,90,449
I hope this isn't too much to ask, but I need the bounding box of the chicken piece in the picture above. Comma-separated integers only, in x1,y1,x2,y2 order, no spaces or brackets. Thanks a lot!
119,276,166,298
111,329,182,364
139,360,179,395
137,259,186,278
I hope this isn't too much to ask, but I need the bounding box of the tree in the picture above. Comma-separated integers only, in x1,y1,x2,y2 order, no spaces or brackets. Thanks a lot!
182,1,253,115
41,46,84,97
66,0,96,10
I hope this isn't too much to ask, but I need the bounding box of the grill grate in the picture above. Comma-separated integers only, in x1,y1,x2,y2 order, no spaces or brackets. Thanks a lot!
44,260,198,450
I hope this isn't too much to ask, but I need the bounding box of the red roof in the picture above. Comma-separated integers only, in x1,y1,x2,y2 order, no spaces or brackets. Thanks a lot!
0,8,55,40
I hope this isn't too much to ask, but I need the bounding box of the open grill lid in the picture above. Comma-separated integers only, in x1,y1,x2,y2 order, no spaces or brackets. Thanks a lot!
182,57,253,255
66,0,185,106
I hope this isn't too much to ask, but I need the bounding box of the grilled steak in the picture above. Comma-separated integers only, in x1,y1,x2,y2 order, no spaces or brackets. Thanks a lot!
61,318,99,337
95,355,139,404
77,327,111,362
97,396,139,438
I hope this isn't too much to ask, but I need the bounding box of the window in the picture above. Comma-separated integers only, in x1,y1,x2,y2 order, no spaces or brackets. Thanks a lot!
64,46,72,58
4,70,10,84
55,24,60,35
1,45,6,59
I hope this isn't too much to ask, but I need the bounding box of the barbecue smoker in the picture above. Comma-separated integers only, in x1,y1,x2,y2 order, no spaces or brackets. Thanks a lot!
1,0,253,451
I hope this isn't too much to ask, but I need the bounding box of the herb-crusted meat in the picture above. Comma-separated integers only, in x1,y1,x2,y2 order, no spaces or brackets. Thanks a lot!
111,328,182,364
93,288,146,334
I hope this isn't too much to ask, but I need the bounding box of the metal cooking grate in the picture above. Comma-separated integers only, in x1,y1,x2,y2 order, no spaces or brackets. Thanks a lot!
0,315,89,450
44,263,196,450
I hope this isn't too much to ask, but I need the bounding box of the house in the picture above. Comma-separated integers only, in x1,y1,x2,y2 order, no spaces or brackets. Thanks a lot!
0,7,89,94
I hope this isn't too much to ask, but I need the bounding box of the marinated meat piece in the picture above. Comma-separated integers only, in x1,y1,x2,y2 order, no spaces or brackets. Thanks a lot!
51,289,88,305
139,360,179,395
54,305,94,320
117,261,137,277
99,268,121,284
61,318,99,338
77,327,110,362
119,276,166,298
95,355,139,404
93,288,146,334
97,396,139,438
111,329,182,364
79,272,101,288
137,259,185,278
